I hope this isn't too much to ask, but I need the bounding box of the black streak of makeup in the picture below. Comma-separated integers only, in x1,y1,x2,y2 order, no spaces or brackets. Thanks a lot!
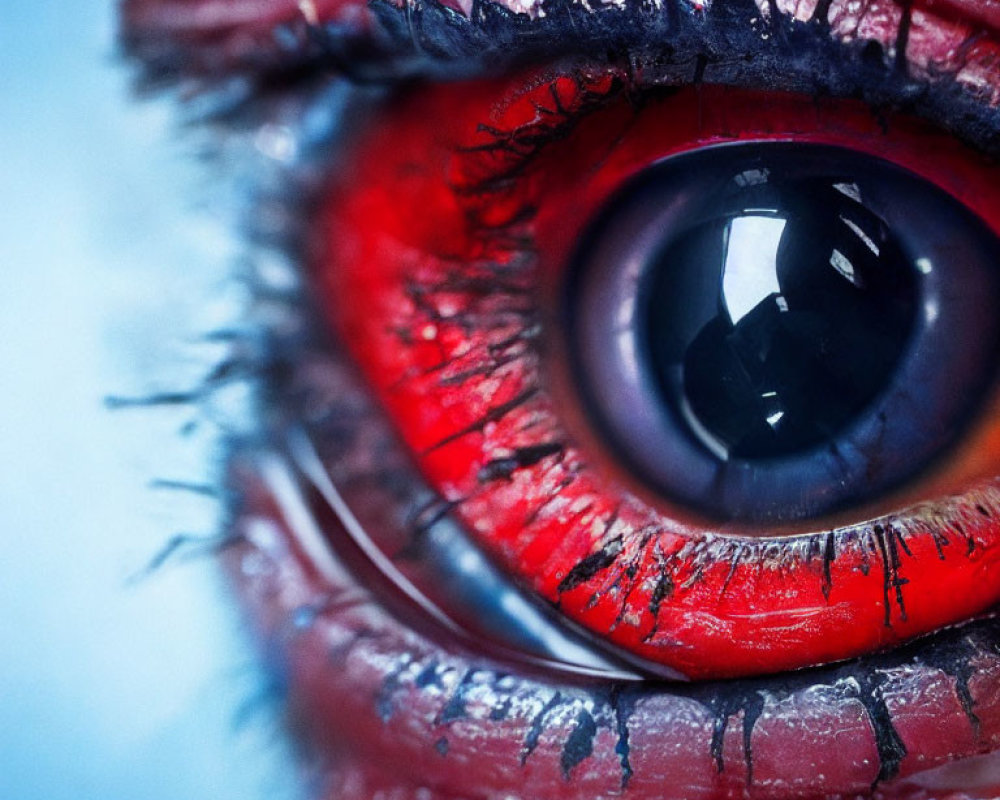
375,656,413,722
521,692,563,765
706,688,765,783
740,691,765,785
421,387,540,454
431,348,528,387
438,668,479,724
920,634,983,736
490,696,513,721
821,529,836,601
853,671,908,786
520,474,576,529
719,542,746,598
557,535,624,593
643,541,676,626
649,571,675,618
561,708,598,779
962,521,977,555
414,659,448,691
810,0,834,26
876,523,910,625
894,0,913,74
579,508,632,612
930,526,950,560
608,531,658,622
609,685,636,789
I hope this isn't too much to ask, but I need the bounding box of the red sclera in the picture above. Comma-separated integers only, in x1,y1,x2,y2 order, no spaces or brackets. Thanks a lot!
315,70,1000,679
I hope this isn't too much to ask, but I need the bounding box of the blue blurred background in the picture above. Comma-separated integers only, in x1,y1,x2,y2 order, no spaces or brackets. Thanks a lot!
0,4,302,799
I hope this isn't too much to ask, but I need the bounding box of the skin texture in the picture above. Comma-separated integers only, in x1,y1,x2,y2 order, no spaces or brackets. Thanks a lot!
119,0,1000,797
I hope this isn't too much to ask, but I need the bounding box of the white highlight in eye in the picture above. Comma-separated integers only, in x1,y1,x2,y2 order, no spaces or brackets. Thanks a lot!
722,215,786,323
616,330,640,384
734,167,770,187
924,297,940,324
834,182,863,202
839,214,880,255
830,248,859,285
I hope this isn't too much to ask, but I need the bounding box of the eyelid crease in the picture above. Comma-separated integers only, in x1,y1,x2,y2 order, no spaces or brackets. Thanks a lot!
285,425,652,679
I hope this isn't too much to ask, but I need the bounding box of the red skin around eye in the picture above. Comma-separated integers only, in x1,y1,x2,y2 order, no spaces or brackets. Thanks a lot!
315,72,1000,680
229,453,1000,800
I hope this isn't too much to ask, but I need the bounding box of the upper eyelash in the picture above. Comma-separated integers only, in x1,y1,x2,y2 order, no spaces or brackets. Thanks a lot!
123,0,1000,178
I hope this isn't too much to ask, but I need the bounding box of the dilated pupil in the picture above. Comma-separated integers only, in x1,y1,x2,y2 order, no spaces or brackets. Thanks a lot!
645,178,918,460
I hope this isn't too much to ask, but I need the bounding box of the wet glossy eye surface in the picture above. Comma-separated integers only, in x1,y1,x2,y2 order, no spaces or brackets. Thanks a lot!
569,141,1000,522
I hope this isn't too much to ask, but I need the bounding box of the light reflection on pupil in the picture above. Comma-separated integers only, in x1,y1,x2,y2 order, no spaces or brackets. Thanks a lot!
644,172,918,460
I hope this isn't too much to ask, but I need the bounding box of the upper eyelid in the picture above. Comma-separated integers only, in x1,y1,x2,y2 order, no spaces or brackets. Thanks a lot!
117,0,954,78
121,0,1000,141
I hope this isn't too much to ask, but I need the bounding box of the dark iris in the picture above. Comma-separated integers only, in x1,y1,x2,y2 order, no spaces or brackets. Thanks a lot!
645,171,917,460
567,143,1000,523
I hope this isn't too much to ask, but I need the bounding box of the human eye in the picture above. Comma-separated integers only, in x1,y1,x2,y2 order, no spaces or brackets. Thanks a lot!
121,1,1000,798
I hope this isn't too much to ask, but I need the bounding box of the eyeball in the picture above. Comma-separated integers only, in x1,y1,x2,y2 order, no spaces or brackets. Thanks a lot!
567,142,1000,523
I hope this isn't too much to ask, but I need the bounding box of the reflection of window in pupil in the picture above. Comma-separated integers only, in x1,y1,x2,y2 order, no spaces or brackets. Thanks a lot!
644,179,918,460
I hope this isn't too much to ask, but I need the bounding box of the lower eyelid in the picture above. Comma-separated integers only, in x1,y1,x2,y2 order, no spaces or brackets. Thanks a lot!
228,439,1000,798
226,304,1000,797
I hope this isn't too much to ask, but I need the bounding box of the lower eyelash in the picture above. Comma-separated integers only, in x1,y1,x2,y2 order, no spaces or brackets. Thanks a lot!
230,437,1000,795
